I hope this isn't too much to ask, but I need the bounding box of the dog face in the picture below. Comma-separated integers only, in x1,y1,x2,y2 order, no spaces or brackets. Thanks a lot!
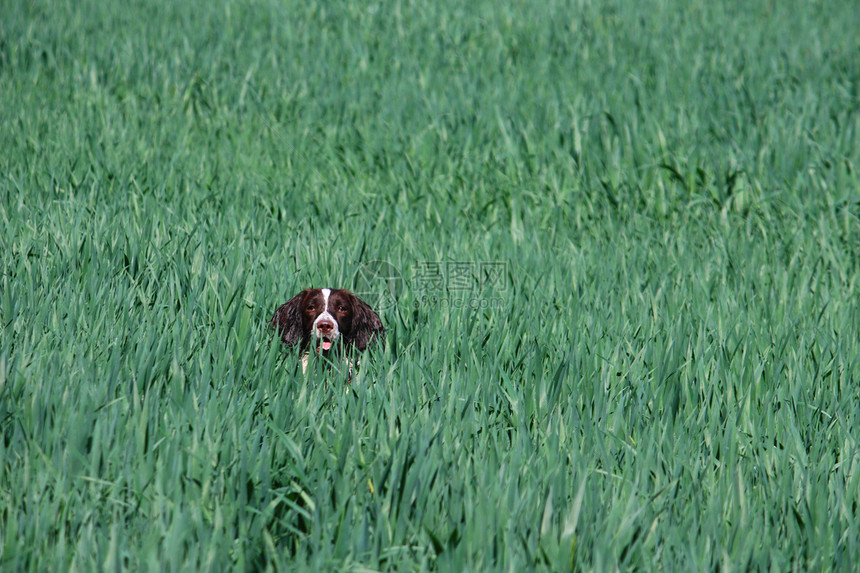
270,288,384,355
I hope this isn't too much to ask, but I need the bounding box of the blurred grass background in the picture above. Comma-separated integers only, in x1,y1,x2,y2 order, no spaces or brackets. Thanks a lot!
1,0,859,570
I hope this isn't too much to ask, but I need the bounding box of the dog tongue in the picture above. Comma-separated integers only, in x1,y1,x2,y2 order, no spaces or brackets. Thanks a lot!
322,341,332,351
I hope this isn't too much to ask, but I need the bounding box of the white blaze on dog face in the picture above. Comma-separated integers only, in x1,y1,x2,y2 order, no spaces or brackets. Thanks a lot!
312,287,339,350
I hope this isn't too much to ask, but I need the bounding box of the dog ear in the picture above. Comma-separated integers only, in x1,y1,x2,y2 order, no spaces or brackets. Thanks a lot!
349,294,385,351
270,290,308,347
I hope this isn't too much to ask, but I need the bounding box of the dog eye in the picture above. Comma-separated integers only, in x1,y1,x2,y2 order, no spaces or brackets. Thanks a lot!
306,305,315,311
338,305,347,313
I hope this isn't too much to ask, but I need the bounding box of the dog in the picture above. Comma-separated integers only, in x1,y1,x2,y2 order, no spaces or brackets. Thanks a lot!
270,288,384,374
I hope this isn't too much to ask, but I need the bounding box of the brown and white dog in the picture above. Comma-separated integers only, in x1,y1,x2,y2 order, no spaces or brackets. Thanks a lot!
270,288,384,372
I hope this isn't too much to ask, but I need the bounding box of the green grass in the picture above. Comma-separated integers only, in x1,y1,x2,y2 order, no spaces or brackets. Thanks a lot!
2,0,860,570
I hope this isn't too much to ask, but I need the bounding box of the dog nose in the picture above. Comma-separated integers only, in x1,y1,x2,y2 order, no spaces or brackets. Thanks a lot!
317,321,334,334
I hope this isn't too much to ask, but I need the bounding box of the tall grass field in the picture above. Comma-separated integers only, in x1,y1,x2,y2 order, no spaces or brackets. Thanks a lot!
2,0,859,570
